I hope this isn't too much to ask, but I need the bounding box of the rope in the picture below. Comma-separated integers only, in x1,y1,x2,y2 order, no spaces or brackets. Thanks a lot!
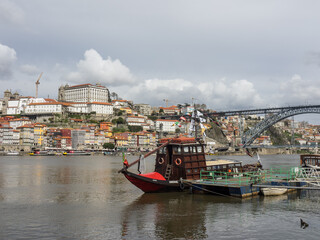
183,180,243,200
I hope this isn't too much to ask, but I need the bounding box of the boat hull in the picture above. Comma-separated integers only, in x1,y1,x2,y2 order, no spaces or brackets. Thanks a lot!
190,182,260,198
6,152,19,156
122,170,184,193
261,188,287,196
63,152,91,156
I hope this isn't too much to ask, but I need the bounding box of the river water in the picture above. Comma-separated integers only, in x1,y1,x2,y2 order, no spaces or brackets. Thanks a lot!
0,154,319,240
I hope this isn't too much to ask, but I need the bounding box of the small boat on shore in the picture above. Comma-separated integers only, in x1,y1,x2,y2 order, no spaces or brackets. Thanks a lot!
261,187,287,196
63,150,91,156
29,150,48,156
6,151,19,156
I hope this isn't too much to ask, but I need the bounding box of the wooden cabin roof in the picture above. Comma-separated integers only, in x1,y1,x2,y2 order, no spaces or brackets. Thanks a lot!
159,136,196,144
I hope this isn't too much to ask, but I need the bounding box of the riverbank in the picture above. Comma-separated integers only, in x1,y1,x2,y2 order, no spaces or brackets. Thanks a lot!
0,147,317,157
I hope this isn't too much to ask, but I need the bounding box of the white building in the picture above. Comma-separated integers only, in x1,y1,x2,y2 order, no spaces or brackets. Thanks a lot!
67,102,113,115
12,130,20,145
25,102,66,114
9,118,32,129
58,83,110,103
134,104,152,116
181,106,194,115
112,100,132,109
6,97,47,115
88,102,113,115
71,129,86,149
155,119,178,132
0,125,13,145
67,102,88,113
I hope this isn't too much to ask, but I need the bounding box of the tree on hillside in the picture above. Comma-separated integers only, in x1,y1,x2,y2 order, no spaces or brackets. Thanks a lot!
128,126,143,132
103,143,115,149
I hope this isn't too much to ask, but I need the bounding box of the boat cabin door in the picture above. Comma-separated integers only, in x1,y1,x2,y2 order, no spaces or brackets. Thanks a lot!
167,145,173,165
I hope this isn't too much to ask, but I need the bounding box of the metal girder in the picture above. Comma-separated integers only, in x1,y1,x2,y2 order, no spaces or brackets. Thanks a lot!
242,106,320,147
210,104,320,117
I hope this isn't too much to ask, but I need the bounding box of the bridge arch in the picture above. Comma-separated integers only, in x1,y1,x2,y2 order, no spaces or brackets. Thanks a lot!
242,106,320,147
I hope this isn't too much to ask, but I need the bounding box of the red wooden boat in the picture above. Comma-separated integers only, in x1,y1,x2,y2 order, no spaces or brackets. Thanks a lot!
119,136,208,193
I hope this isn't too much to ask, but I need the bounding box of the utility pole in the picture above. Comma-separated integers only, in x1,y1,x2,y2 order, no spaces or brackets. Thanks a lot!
35,72,43,98
291,116,295,146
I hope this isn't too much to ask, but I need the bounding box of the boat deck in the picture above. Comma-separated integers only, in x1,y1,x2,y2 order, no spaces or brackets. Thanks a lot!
186,167,311,198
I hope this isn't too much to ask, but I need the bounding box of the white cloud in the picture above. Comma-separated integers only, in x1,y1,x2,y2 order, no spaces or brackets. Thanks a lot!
0,0,24,25
66,49,135,86
0,43,17,79
278,74,320,105
119,77,263,110
20,64,40,75
197,79,263,109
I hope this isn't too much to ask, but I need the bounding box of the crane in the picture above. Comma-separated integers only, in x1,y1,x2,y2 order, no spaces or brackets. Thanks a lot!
35,72,43,98
163,99,170,107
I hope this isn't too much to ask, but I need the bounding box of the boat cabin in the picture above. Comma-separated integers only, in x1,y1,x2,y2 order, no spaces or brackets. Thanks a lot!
206,159,242,173
300,154,320,167
155,137,207,180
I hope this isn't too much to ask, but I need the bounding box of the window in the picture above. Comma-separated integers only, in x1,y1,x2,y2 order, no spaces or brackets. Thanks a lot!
183,147,189,153
159,147,166,154
192,146,197,153
173,146,181,154
197,146,202,153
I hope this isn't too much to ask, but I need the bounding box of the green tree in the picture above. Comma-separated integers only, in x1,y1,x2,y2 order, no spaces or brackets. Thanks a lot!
117,110,125,116
112,127,126,133
128,126,143,132
147,115,157,121
103,143,115,149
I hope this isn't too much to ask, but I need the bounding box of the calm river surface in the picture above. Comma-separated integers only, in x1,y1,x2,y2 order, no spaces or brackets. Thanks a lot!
0,154,319,240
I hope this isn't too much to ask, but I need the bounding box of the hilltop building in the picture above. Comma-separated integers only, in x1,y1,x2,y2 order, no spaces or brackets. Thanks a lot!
159,105,180,115
134,104,152,116
58,83,111,103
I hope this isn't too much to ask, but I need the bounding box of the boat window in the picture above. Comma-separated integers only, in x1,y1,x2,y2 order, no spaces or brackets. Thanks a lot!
158,147,166,154
183,147,189,153
197,146,202,153
173,146,181,154
192,146,197,153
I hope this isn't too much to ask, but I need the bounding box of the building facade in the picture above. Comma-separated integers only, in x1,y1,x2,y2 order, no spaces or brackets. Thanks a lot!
58,84,110,103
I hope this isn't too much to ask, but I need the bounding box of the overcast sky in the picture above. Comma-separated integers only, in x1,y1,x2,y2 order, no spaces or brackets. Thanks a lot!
1,0,320,122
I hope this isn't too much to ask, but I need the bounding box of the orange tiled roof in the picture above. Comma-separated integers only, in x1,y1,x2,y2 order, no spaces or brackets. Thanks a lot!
155,119,177,122
89,102,112,105
69,83,92,88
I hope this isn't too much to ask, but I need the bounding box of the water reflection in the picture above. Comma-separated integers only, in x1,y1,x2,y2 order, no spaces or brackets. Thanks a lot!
121,193,210,239
0,156,114,204
0,155,320,239
120,193,263,239
120,189,320,240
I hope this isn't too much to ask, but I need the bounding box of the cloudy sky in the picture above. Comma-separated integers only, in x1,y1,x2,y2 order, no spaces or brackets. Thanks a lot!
1,0,320,122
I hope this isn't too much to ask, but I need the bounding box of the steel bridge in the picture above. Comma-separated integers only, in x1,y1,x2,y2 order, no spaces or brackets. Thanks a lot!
209,104,320,117
237,105,320,147
158,104,320,147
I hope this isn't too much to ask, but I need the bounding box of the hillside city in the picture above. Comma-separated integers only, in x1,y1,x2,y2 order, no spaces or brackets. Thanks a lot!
0,83,319,154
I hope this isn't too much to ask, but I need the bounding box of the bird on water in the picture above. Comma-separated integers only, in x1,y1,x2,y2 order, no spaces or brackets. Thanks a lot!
300,219,309,229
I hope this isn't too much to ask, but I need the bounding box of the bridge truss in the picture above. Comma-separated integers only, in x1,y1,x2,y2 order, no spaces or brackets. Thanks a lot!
241,105,320,147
